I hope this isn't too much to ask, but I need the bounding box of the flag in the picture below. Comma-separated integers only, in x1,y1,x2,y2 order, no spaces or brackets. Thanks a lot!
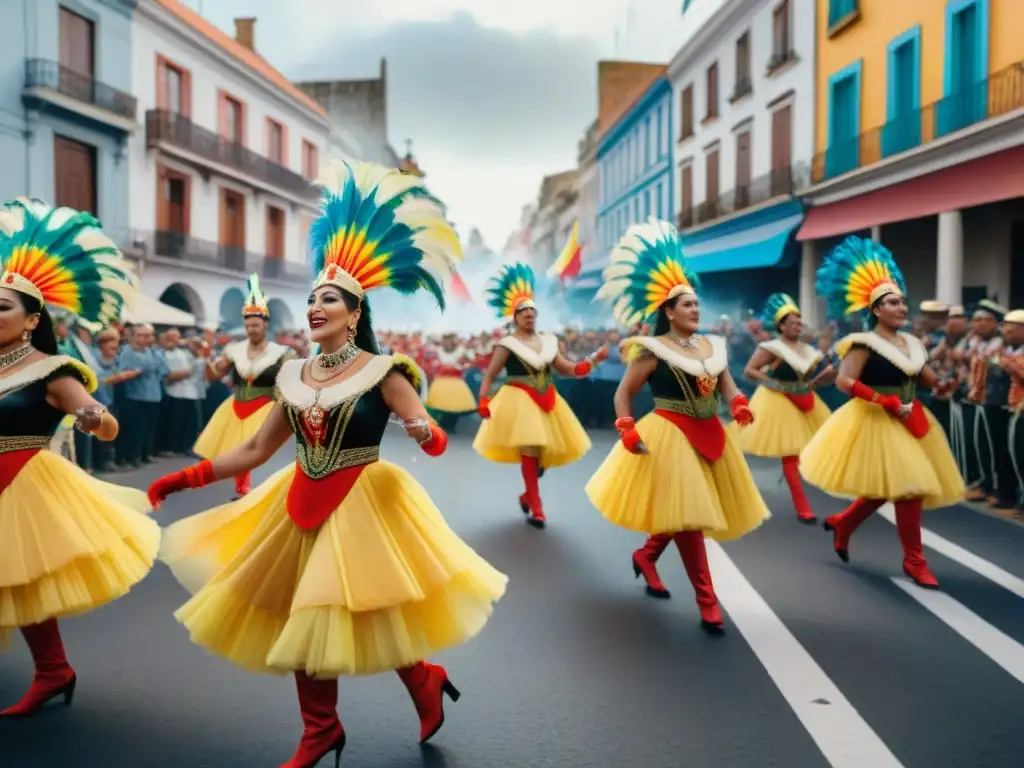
682,0,699,11
449,271,472,303
547,221,583,282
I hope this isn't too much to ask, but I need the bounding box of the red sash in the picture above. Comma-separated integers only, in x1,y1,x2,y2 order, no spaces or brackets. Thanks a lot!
435,366,463,377
507,381,556,413
287,462,369,530
0,449,41,494
654,409,726,463
785,392,816,412
232,395,272,420
899,399,930,439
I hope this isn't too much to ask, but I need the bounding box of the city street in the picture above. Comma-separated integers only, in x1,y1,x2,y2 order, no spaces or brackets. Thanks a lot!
3,427,1023,768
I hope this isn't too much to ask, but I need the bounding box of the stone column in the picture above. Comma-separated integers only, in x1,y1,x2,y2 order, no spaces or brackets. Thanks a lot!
936,210,964,305
870,224,881,241
799,239,819,329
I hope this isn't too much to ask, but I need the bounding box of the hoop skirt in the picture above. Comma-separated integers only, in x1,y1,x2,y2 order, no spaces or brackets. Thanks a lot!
425,375,477,414
738,387,831,457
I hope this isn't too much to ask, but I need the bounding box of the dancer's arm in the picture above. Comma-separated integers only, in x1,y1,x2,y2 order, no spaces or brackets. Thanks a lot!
917,365,939,390
381,370,447,455
613,354,657,454
718,369,754,425
46,375,118,441
835,347,904,413
742,347,776,383
476,346,509,418
205,355,232,382
551,346,609,378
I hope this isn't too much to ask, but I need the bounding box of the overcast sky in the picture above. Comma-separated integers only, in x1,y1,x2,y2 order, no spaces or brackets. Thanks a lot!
186,0,722,248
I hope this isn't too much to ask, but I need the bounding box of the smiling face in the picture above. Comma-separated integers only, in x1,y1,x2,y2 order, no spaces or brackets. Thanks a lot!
0,287,39,348
514,306,537,333
666,293,700,335
307,285,359,345
872,292,908,330
779,312,803,341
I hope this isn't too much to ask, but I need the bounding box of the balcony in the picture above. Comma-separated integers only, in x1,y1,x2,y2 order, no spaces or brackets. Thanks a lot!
811,60,1024,185
22,58,137,133
146,110,316,203
143,230,312,286
680,165,809,229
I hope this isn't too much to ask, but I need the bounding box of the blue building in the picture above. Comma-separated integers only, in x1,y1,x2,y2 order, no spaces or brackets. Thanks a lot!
597,74,673,257
0,0,136,240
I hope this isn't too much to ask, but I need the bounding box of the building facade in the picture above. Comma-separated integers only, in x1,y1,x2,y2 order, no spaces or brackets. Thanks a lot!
574,120,600,267
668,0,815,315
800,0,1024,315
528,170,577,273
0,0,137,244
128,1,330,331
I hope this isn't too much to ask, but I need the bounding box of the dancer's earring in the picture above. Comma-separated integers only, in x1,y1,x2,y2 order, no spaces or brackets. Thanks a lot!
22,330,30,342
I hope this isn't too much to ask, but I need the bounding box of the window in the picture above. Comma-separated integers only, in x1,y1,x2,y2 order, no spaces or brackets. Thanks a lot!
157,56,191,116
680,164,693,214
299,140,315,176
772,0,790,58
220,189,247,270
705,146,719,204
156,165,190,236
59,7,94,76
770,103,793,193
267,119,285,164
734,32,752,97
680,85,694,139
705,63,719,120
828,0,858,29
54,135,96,215
883,26,922,157
219,93,245,144
825,60,863,178
940,0,989,135
266,206,285,259
735,129,751,193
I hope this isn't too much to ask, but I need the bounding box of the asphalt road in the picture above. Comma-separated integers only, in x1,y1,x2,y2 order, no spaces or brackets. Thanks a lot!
3,425,1024,768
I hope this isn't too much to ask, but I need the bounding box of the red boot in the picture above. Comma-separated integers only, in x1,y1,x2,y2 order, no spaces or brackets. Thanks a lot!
279,673,345,768
895,499,939,589
234,471,251,499
520,455,546,529
674,531,724,634
396,661,461,744
0,619,76,717
632,534,672,598
782,456,816,524
822,498,883,562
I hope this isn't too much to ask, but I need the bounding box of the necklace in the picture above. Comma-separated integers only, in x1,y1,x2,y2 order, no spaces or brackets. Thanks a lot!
668,331,701,351
310,341,360,382
0,343,32,372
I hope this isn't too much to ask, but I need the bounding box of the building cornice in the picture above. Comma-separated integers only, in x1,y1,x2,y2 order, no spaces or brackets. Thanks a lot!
667,0,756,81
138,1,328,129
95,0,138,18
597,78,671,157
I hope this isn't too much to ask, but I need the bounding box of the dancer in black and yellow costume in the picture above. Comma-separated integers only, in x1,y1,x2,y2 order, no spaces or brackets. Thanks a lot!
739,293,833,523
0,197,159,716
473,262,606,528
425,333,476,429
585,219,769,633
800,237,965,589
148,160,507,768
196,273,294,498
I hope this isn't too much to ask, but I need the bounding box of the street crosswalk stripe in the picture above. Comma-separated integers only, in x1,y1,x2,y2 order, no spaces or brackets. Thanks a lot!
707,541,905,768
876,504,1024,600
891,578,1024,685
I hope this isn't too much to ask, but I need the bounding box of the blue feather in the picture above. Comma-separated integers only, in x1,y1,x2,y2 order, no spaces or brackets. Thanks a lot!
816,236,905,320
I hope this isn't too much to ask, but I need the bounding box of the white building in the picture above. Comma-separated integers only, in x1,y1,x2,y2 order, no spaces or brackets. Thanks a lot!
668,0,815,317
128,2,330,331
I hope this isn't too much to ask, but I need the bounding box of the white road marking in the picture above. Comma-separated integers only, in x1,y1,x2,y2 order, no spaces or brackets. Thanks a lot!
877,504,1024,599
707,541,905,768
891,578,1024,685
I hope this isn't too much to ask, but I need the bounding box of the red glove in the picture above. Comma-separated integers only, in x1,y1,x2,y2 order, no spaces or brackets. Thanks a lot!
147,460,217,509
420,424,448,457
730,394,754,426
478,396,492,419
849,380,903,415
615,417,647,454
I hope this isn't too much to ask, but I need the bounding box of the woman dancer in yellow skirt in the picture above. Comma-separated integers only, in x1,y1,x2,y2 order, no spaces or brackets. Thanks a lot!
586,219,770,633
0,198,159,716
195,273,294,499
425,332,477,429
148,160,507,768
738,293,834,523
800,237,965,589
473,262,607,528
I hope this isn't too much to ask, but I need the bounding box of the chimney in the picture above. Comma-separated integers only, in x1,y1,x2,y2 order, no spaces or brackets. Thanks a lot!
234,17,256,50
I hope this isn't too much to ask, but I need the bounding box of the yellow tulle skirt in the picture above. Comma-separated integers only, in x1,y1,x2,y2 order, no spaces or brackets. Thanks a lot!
473,385,591,468
0,450,159,648
193,397,275,459
800,398,965,509
159,461,508,679
425,376,477,413
737,387,832,458
585,413,771,539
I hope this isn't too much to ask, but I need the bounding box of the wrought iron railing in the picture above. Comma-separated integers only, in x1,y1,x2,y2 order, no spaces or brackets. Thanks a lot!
24,58,136,121
146,110,314,198
811,60,1024,184
680,164,809,228
149,230,311,284
730,77,753,101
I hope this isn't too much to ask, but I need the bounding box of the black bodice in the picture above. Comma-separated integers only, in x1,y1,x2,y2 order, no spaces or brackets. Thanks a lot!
0,359,89,444
503,350,553,392
646,357,720,420
231,362,282,389
857,347,913,388
770,360,801,382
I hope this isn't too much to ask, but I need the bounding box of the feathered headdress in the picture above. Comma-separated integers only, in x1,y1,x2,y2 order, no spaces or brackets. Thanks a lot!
596,218,699,327
816,236,906,320
485,262,535,319
0,197,135,326
761,292,801,329
242,273,270,319
309,159,462,309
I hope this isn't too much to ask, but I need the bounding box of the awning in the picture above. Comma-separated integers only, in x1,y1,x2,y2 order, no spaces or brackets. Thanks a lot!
122,293,196,326
681,198,804,273
797,144,1024,241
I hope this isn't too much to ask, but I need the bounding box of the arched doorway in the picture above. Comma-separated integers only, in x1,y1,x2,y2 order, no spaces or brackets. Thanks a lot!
159,283,205,324
219,287,246,329
267,298,295,332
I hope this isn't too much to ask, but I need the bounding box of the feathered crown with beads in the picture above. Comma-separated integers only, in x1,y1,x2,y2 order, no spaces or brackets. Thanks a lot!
0,197,136,326
816,236,906,319
761,292,801,329
242,273,270,319
485,262,536,319
309,159,462,309
595,218,700,327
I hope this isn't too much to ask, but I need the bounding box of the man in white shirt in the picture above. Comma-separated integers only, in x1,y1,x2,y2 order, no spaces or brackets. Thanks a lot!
162,329,207,456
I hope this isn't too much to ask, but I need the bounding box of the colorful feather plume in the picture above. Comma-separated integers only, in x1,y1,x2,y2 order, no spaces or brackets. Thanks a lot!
309,159,462,309
816,236,906,320
242,272,270,319
761,292,801,329
0,197,136,326
595,218,699,327
486,262,536,319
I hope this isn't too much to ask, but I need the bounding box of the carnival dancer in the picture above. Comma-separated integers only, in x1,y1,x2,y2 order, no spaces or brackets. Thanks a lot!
585,219,769,632
800,236,965,589
473,262,607,529
148,160,507,768
425,332,476,431
739,293,834,523
0,197,159,716
194,274,294,499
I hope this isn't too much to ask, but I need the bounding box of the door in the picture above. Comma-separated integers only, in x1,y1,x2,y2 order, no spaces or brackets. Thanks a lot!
679,165,693,228
944,4,985,132
157,168,189,258
827,76,858,177
735,130,751,209
265,206,285,277
59,8,94,103
220,189,246,270
771,104,792,194
884,39,921,156
704,148,719,221
54,136,96,214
